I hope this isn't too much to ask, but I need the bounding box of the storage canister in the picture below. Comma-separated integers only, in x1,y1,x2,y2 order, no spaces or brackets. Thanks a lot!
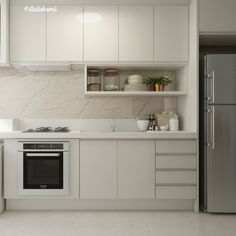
87,68,101,91
169,115,179,131
103,69,120,91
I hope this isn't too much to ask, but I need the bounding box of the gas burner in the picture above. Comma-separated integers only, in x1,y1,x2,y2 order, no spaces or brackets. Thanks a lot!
36,127,52,132
23,127,70,133
54,127,70,132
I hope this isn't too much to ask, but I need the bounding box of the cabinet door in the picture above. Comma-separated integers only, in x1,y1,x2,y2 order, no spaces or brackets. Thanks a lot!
154,5,188,62
47,6,83,61
84,6,118,62
200,0,236,32
80,141,117,199
119,6,153,62
118,141,155,199
10,6,46,62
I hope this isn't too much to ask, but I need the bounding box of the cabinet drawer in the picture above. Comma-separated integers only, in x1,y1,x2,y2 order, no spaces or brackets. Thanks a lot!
156,155,196,169
156,140,196,154
156,186,196,199
156,171,196,185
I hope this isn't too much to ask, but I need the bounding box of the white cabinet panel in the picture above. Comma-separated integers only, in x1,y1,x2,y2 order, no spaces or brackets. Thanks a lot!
10,6,46,62
200,0,236,32
154,5,188,62
80,141,117,199
156,140,197,154
156,171,197,185
119,6,153,62
118,141,155,199
0,144,4,213
47,6,83,61
84,6,118,62
156,186,196,199
156,155,196,169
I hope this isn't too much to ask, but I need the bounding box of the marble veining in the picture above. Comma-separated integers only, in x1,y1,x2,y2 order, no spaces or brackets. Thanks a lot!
0,67,177,118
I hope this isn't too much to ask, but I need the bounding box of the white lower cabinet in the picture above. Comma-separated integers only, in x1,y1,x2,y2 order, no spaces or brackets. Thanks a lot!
117,141,155,199
155,139,197,200
156,186,196,199
80,140,117,199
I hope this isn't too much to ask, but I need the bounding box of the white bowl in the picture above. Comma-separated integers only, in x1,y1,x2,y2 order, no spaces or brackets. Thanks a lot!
128,75,144,84
137,120,149,131
160,125,168,131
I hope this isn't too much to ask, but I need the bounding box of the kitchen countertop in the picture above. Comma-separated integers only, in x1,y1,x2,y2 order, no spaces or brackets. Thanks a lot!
0,130,197,139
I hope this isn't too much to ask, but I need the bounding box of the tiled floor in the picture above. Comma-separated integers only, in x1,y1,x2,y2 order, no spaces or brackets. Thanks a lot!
0,211,236,236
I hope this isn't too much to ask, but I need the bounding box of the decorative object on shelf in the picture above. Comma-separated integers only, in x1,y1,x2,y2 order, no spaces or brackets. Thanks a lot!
128,74,144,84
124,74,148,91
145,76,172,92
87,68,102,91
104,68,120,91
169,114,179,131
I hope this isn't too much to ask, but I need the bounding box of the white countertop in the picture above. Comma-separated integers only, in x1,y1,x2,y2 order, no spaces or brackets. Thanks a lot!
0,130,197,139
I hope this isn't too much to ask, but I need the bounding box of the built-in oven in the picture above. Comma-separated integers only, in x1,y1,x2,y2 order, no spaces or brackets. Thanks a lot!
17,141,69,195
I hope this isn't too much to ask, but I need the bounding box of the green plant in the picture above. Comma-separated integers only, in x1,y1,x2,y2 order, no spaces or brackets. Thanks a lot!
145,76,172,87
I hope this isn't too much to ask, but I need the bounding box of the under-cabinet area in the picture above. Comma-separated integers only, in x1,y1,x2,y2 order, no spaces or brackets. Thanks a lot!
3,136,198,211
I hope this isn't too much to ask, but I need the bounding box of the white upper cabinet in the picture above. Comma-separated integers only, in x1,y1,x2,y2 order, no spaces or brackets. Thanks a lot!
80,141,117,199
10,6,46,62
154,5,189,62
118,141,155,199
84,6,118,62
119,6,153,62
199,0,236,33
47,6,83,61
0,0,9,65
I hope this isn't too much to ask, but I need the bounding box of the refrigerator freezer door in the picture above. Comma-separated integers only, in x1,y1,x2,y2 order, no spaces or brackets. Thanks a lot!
206,105,236,212
206,54,236,104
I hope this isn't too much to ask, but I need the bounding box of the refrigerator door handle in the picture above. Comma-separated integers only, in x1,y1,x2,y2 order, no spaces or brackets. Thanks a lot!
206,70,215,103
212,106,215,150
212,70,215,103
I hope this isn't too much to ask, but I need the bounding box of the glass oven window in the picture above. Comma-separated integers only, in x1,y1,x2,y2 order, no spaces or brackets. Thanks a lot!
23,152,63,189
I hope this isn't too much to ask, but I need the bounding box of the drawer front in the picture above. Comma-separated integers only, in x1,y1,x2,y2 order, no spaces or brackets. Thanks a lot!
156,140,197,154
156,155,196,169
156,171,197,185
156,186,196,199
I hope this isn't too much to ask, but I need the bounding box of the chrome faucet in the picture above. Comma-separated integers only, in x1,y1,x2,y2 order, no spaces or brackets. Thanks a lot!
111,116,117,132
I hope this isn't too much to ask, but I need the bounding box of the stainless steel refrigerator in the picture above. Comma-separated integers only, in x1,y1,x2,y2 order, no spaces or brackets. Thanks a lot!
200,54,236,213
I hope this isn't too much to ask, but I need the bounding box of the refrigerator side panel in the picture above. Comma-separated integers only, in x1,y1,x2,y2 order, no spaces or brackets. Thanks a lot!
199,54,208,211
207,105,236,213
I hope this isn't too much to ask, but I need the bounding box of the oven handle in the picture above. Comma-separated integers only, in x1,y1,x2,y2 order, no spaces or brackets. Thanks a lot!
26,153,60,157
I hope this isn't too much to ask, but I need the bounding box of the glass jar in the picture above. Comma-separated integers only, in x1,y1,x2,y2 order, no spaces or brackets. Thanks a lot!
103,69,120,91
87,68,101,91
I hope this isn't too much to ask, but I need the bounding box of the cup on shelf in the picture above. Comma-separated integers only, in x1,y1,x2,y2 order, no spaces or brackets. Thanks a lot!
136,119,149,132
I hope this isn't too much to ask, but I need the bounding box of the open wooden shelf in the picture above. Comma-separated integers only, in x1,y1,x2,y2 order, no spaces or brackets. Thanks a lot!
84,91,187,97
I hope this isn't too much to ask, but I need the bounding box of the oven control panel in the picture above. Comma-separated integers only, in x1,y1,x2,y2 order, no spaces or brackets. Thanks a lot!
23,143,63,150
18,141,69,151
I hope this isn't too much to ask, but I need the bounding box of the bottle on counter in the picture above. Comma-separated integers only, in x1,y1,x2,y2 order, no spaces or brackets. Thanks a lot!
169,115,179,131
148,114,157,131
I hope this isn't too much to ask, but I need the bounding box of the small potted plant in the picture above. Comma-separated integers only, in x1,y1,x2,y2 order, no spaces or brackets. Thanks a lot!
145,76,172,91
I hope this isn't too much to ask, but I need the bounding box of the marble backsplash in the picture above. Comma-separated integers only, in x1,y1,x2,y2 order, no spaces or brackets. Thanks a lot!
0,67,177,119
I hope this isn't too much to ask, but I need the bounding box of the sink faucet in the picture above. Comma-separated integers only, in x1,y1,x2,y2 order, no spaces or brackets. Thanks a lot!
111,116,117,132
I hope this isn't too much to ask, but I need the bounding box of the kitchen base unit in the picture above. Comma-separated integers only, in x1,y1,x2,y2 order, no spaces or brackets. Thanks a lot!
3,135,198,212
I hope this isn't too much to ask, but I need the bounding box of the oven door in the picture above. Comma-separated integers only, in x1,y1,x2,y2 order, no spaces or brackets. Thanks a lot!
18,151,69,195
